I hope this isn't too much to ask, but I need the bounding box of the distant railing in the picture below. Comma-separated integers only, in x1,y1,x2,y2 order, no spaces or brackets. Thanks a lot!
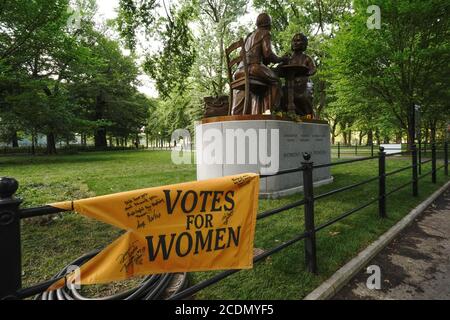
0,145,147,155
331,141,447,159
0,142,448,300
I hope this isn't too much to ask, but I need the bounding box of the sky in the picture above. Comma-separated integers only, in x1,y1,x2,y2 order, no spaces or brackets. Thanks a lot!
93,0,258,98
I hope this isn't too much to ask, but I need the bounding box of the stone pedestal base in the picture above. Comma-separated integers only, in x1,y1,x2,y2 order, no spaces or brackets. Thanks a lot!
195,115,332,199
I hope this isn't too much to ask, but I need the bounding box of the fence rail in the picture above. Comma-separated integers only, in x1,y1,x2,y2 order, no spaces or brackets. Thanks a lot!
0,141,448,300
331,141,447,159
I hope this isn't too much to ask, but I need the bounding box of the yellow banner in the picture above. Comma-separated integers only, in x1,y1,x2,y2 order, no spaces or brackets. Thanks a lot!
49,173,259,288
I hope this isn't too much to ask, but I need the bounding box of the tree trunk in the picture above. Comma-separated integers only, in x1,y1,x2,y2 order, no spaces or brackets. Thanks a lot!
367,130,373,146
341,123,347,145
94,92,107,148
359,131,364,145
217,30,225,96
11,131,19,148
46,132,57,154
80,134,86,146
430,123,436,144
316,80,326,119
135,133,140,149
331,120,338,145
424,126,429,144
31,133,36,155
94,128,107,148
396,131,402,144
407,125,415,149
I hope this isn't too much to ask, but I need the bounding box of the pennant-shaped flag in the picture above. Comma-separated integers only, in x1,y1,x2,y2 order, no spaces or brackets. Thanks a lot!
48,173,259,289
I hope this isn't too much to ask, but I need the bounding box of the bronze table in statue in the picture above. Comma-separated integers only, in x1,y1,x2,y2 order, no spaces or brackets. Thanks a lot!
277,64,310,113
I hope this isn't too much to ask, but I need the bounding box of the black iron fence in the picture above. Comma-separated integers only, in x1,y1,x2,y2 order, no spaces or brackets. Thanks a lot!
0,142,448,300
331,141,447,159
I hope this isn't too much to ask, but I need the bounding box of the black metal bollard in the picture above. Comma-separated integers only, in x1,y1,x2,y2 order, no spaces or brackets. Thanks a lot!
302,153,317,274
355,144,358,156
445,142,448,176
337,142,341,159
432,144,437,183
411,145,418,197
371,143,374,157
0,177,22,300
378,147,387,218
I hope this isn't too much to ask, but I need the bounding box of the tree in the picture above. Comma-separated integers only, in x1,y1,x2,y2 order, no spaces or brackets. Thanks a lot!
192,0,249,97
68,28,147,148
328,0,450,147
0,0,76,153
116,0,198,99
143,2,197,98
1,0,150,153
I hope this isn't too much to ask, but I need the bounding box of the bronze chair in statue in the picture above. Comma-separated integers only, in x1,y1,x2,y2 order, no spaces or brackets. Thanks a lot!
225,38,271,115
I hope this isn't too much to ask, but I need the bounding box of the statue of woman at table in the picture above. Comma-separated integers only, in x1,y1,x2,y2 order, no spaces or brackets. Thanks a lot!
282,33,317,117
231,13,288,115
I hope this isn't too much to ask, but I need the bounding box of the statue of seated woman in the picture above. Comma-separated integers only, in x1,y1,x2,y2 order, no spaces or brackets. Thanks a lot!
231,13,288,115
279,33,317,118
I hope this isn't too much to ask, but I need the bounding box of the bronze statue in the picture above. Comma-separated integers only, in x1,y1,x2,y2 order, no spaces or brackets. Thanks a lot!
231,13,288,115
279,33,316,117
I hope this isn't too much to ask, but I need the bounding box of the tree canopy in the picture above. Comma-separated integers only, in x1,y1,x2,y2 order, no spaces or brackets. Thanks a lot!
1,0,449,153
0,0,150,153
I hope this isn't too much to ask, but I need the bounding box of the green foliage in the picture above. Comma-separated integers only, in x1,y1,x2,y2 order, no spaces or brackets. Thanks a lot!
143,2,197,98
116,0,158,49
327,0,450,144
0,0,151,151
192,0,249,97
2,1,448,150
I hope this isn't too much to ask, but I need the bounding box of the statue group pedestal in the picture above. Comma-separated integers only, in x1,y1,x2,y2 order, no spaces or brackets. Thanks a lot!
195,115,333,199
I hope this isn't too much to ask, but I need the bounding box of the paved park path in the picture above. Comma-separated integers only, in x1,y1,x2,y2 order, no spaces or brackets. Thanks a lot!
334,185,450,300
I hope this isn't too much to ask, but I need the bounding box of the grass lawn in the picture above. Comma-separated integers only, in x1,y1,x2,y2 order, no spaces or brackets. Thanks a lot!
1,150,448,299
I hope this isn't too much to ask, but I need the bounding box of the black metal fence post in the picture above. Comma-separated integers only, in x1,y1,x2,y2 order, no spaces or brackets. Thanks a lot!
418,140,422,175
411,145,418,197
0,177,22,300
432,143,437,183
355,144,358,156
302,153,317,274
337,142,340,159
378,147,387,218
445,141,448,176
371,143,374,157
